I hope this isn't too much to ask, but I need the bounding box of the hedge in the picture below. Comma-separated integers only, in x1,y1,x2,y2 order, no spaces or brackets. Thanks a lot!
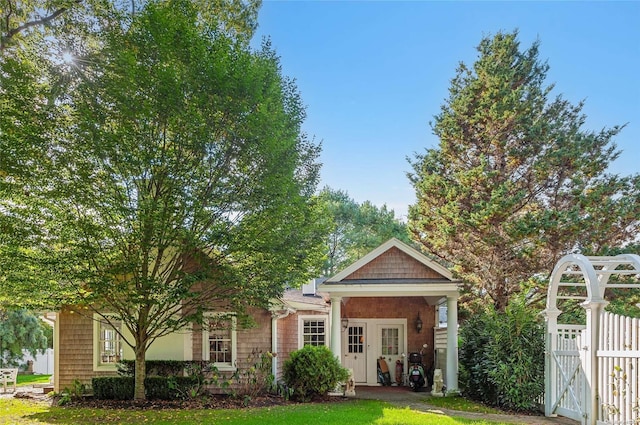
92,376,199,400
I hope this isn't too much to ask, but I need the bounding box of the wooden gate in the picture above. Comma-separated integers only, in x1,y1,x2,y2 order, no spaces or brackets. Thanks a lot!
546,324,587,422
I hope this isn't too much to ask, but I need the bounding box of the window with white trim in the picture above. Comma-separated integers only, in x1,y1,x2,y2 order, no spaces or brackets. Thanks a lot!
202,313,236,371
298,316,328,347
94,315,123,370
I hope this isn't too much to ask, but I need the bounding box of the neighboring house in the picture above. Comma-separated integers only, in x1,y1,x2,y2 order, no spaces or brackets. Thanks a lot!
53,238,461,393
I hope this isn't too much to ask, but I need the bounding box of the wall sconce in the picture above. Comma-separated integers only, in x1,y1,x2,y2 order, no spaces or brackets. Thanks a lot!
415,313,423,333
341,318,349,331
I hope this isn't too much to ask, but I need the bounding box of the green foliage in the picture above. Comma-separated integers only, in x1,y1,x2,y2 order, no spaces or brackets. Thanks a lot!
92,377,135,400
0,309,48,367
318,187,410,276
282,345,349,402
58,379,88,405
230,349,274,400
408,30,640,311
2,0,327,401
92,376,199,400
459,300,545,412
116,360,194,377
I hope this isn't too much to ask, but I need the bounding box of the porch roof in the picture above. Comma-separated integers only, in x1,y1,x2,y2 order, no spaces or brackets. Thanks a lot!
319,238,461,302
320,279,459,302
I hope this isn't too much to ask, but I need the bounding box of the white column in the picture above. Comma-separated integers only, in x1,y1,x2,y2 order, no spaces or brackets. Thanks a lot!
271,314,279,378
583,300,607,425
542,308,561,417
330,297,342,361
446,294,459,394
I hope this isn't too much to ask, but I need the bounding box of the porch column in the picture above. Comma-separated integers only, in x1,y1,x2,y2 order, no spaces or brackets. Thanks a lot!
330,296,342,361
446,294,459,394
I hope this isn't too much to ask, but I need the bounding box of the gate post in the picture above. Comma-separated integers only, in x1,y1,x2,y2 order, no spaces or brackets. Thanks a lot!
543,308,561,417
582,299,608,425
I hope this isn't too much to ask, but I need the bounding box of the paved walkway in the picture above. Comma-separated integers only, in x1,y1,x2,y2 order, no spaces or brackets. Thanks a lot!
0,385,51,400
355,386,579,425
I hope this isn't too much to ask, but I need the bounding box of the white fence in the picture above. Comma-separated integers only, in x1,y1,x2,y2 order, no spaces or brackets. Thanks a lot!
20,348,54,375
597,312,639,425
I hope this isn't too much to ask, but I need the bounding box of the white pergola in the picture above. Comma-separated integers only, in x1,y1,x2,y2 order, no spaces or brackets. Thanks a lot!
543,253,640,425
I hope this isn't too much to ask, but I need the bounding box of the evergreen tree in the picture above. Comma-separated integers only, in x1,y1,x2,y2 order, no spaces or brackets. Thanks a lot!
0,309,48,367
409,31,640,311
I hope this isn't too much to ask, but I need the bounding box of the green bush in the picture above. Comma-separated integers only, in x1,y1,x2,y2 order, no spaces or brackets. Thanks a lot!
92,377,134,400
282,345,349,402
92,376,199,400
459,299,544,412
147,376,199,400
116,360,201,377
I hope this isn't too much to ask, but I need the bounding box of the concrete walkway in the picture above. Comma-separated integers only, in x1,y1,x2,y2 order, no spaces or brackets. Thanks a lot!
355,386,579,425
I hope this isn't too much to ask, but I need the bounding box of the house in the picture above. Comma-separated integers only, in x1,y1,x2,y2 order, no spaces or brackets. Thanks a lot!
53,238,461,393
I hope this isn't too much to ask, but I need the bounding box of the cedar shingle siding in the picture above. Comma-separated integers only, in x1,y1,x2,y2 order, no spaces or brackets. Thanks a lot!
57,308,117,391
57,306,273,393
345,247,444,280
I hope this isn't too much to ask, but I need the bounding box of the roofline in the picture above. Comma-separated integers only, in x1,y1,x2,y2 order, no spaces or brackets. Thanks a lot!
269,298,329,313
320,282,460,298
325,238,453,282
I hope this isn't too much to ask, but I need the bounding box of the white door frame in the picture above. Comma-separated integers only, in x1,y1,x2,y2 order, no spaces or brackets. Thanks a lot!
342,318,407,386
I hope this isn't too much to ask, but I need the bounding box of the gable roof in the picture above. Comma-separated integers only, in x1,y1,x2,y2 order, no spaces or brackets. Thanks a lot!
320,238,460,301
326,238,454,282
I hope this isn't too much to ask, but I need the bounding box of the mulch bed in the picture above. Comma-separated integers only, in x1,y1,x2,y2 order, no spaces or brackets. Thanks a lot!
50,393,349,410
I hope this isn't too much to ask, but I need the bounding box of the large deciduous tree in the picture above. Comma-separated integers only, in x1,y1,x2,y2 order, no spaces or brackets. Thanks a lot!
408,31,640,312
319,187,409,276
2,0,325,400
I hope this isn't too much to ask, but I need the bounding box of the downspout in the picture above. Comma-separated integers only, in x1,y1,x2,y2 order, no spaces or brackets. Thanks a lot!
271,308,295,379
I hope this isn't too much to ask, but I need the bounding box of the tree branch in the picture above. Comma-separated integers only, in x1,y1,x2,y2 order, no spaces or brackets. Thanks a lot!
1,1,82,52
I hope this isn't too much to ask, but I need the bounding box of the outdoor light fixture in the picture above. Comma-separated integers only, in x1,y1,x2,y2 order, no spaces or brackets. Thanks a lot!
341,318,349,331
415,313,423,333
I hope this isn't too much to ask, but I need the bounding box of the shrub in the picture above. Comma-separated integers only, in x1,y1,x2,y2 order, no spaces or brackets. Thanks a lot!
459,299,544,412
92,376,199,400
116,360,195,377
92,377,134,400
282,345,349,402
231,349,274,400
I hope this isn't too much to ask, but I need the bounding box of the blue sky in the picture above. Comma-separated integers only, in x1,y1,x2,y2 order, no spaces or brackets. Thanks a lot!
253,1,639,220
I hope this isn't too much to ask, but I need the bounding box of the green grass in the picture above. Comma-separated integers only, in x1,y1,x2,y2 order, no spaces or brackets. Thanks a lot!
0,399,523,425
16,374,52,386
425,395,503,414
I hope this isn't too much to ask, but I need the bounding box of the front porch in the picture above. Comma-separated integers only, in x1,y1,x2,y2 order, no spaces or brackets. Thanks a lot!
319,238,461,392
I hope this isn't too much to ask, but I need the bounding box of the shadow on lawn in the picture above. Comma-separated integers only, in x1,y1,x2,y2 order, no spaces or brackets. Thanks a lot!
24,399,392,425
25,400,516,425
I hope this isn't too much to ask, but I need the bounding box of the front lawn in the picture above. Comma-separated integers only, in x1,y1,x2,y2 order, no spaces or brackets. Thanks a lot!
0,398,522,425
17,374,52,386
426,395,503,414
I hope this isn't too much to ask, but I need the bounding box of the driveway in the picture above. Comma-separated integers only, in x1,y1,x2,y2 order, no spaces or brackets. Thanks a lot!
355,386,579,425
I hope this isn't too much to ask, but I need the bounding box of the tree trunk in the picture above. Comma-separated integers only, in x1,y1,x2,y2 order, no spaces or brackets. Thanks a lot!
134,347,146,400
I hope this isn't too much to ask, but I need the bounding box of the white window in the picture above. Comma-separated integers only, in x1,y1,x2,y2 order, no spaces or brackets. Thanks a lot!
381,327,399,356
202,313,236,371
438,304,448,328
93,315,124,371
298,316,328,348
